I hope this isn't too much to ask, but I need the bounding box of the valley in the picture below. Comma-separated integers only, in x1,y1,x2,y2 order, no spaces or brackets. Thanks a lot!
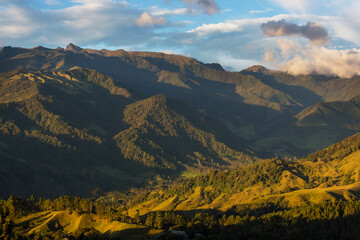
0,45,360,239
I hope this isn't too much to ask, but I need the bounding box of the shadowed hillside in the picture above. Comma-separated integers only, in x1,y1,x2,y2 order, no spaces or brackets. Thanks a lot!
2,45,360,156
0,68,256,198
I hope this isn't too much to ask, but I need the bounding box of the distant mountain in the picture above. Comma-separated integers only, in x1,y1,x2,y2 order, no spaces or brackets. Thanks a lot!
257,94,360,156
0,68,256,197
296,95,360,129
241,67,360,156
242,67,360,104
2,45,360,156
0,45,303,135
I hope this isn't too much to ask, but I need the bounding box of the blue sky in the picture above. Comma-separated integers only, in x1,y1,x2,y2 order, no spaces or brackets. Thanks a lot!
1,0,360,77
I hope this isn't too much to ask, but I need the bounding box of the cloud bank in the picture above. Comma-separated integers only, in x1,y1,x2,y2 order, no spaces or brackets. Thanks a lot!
261,20,329,45
265,39,360,78
0,0,175,48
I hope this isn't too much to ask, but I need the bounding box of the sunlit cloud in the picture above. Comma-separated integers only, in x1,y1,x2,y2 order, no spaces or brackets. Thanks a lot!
136,12,167,27
265,39,360,78
161,50,191,57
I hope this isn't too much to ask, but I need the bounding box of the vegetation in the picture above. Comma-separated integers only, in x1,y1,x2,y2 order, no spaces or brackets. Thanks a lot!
114,94,255,170
0,123,359,239
1,194,360,239
3,45,360,156
0,68,255,197
0,195,144,239
306,133,360,163
2,45,360,239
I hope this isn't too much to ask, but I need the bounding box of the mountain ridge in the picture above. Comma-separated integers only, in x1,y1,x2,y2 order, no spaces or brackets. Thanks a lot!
2,44,360,156
0,68,257,197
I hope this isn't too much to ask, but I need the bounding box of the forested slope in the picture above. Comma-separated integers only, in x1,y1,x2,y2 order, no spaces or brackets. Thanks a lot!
0,68,256,197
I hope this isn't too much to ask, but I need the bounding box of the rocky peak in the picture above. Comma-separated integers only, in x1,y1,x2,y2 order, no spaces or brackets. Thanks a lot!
65,43,83,53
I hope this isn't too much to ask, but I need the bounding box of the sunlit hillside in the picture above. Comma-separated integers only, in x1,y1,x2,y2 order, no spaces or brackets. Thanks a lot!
1,133,360,239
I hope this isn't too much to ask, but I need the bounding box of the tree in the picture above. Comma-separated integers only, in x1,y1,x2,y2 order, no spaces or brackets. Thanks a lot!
134,210,141,225
145,212,155,227
154,211,164,230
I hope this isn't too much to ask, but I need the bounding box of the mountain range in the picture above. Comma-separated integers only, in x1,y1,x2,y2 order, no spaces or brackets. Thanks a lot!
1,44,360,239
1,44,360,197
2,44,360,158
0,67,255,197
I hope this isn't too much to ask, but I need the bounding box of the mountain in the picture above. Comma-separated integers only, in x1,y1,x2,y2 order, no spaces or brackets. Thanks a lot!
3,133,359,239
296,95,360,129
114,94,254,171
240,67,360,155
0,45,308,153
119,132,360,217
241,67,360,103
255,94,360,156
2,44,360,156
0,68,256,198
65,43,83,53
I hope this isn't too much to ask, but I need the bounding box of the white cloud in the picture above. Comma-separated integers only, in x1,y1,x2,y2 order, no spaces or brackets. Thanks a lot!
268,0,360,47
161,50,191,57
215,53,259,71
0,5,43,38
187,14,333,37
332,1,360,46
150,6,190,16
0,0,166,47
136,12,166,27
270,0,310,13
188,21,243,36
268,39,360,78
250,8,273,14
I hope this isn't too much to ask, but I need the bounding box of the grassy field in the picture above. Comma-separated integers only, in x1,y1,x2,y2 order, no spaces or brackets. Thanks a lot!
13,210,155,239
